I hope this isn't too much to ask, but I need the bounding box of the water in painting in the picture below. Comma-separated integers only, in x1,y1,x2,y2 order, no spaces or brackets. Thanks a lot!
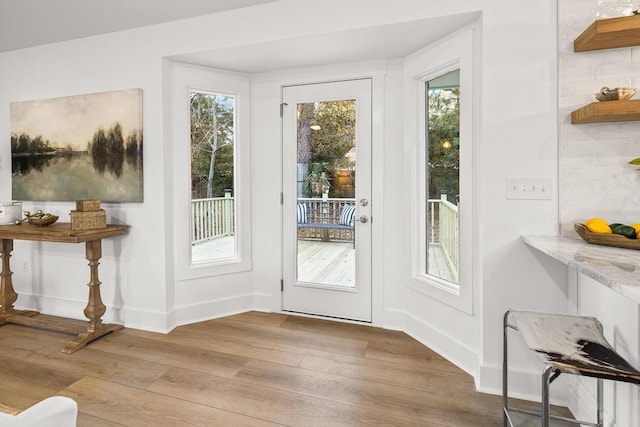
10,88,143,202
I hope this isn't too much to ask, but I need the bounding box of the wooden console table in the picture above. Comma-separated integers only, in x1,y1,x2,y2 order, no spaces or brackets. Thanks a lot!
0,222,128,353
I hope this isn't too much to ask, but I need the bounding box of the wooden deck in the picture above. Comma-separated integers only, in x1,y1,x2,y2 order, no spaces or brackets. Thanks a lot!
297,240,355,287
193,238,456,284
192,236,235,262
428,243,456,282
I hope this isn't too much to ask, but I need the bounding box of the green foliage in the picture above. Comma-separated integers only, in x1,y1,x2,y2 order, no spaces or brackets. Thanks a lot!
297,100,356,197
305,163,332,196
190,92,234,199
427,87,460,202
311,101,355,164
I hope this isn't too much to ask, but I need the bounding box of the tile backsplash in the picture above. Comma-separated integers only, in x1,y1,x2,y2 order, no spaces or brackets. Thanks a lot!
559,0,640,236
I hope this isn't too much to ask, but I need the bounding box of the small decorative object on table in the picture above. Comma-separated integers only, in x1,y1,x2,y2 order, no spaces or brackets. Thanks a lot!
595,86,636,101
25,210,58,226
70,199,106,231
75,199,101,212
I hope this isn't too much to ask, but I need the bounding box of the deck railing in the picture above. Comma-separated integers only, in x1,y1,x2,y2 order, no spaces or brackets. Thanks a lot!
192,195,235,243
428,194,459,280
192,194,458,277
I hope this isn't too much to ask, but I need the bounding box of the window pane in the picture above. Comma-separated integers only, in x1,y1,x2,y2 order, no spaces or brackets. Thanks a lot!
189,91,235,262
296,100,356,288
426,70,460,284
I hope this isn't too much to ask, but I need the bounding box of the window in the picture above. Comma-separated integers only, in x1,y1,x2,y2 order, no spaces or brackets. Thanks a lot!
190,91,236,263
171,63,251,280
425,70,460,284
404,25,475,313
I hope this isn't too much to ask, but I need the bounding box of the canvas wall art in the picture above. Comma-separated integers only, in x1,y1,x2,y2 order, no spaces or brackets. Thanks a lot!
10,88,143,202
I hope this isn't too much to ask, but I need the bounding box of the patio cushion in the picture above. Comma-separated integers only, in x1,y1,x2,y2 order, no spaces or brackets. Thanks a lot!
297,203,308,224
339,205,356,226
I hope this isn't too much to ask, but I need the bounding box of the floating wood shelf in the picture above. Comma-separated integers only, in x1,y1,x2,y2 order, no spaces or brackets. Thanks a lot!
571,100,640,124
575,14,640,52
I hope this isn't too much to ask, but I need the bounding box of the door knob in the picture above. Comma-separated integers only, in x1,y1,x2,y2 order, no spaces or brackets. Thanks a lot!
359,216,368,224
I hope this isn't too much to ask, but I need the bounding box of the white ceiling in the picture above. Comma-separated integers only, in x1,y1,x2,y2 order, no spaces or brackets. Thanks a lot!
0,0,277,52
172,13,480,73
0,1,479,75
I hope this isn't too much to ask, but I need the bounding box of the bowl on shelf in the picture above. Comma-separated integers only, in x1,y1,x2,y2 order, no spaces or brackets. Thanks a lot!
595,87,636,101
25,211,58,227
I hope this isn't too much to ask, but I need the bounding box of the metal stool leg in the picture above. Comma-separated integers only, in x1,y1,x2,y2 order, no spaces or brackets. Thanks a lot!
596,378,603,427
542,366,554,427
503,310,511,427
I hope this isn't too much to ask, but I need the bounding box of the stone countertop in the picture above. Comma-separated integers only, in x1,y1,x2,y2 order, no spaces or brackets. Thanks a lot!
523,235,640,304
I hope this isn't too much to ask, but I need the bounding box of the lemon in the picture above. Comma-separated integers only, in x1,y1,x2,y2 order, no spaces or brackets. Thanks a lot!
631,223,640,238
585,218,612,234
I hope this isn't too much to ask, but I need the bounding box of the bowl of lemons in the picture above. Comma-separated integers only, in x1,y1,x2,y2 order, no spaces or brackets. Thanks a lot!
575,218,640,249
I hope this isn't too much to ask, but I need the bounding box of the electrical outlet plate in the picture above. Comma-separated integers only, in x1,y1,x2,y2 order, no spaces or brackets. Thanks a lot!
506,177,552,200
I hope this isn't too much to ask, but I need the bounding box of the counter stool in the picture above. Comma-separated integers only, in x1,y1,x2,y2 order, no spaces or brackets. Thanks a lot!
503,309,640,427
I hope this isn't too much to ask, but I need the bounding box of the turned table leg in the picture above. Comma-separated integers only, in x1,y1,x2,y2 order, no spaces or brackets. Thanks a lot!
0,238,17,319
63,239,122,353
84,239,105,333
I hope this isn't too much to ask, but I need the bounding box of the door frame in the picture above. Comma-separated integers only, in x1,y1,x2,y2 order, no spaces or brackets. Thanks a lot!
281,78,372,321
277,66,386,325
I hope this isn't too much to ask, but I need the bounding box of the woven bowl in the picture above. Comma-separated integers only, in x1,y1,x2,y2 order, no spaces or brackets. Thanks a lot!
28,215,58,226
595,87,636,101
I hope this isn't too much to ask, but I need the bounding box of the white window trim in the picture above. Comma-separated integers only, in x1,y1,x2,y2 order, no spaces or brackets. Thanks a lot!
171,62,252,280
403,25,477,314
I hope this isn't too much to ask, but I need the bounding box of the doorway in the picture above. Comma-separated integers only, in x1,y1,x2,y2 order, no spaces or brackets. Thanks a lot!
281,79,372,322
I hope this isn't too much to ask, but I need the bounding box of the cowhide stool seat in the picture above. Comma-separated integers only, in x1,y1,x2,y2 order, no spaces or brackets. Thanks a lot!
502,310,640,427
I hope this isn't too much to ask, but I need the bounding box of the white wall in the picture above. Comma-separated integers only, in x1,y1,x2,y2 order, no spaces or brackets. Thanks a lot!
0,0,563,401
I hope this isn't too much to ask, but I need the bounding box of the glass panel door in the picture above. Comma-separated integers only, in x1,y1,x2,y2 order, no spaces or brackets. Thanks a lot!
295,99,356,288
282,79,372,322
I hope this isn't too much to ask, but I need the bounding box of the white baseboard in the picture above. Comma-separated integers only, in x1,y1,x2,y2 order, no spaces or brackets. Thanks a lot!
383,308,478,378
174,293,254,327
379,307,407,331
477,364,569,407
14,293,173,333
569,376,632,427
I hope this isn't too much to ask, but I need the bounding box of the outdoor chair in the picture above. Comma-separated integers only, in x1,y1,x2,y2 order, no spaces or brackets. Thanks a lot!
297,202,356,248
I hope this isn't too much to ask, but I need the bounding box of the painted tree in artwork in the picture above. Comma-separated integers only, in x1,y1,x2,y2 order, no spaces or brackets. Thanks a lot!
190,92,234,199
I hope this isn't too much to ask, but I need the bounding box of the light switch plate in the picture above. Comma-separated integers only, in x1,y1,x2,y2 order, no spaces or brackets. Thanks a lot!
506,177,552,200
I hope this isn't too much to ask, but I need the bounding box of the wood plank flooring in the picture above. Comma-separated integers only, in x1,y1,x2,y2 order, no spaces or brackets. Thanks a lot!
0,311,574,426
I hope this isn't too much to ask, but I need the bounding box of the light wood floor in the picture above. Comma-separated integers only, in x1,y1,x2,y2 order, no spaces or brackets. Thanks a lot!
0,311,574,426
297,240,355,287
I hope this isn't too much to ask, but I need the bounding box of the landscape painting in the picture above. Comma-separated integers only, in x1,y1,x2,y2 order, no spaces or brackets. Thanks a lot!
10,88,143,202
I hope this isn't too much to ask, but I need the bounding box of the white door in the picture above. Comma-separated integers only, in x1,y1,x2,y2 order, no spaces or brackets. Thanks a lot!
282,79,372,322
